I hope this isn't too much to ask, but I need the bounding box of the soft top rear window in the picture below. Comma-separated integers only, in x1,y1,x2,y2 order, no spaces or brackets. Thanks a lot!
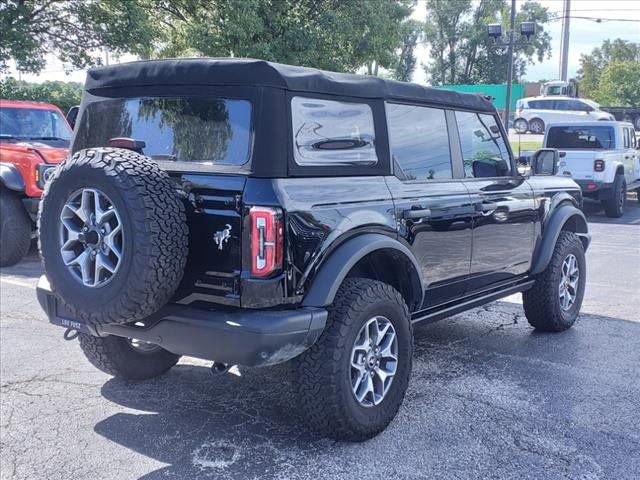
74,97,252,166
546,126,615,150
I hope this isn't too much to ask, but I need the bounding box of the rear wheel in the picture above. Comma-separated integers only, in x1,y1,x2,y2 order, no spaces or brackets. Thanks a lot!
529,118,545,135
523,231,586,332
513,118,529,134
78,333,180,380
0,189,32,267
601,175,626,218
294,278,412,441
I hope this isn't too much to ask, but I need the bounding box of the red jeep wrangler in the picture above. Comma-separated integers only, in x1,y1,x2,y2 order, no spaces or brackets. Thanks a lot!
0,100,71,266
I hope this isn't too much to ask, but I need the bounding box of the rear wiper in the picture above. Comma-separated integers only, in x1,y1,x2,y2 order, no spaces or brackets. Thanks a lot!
150,154,178,161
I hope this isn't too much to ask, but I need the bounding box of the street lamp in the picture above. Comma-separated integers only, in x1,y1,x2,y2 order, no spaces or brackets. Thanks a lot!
486,0,536,131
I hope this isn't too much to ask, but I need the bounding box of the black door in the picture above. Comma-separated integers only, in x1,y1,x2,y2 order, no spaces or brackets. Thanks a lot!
453,110,536,292
385,103,474,308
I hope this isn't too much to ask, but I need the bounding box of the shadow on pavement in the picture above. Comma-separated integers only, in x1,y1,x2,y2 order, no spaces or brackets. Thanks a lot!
581,193,640,225
94,304,640,480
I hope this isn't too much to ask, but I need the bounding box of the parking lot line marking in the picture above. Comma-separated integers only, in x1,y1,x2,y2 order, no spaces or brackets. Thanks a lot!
0,277,33,288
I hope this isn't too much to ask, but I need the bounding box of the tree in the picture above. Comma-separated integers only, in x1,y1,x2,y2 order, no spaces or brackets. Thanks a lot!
135,0,414,74
392,20,423,82
594,61,640,107
0,78,82,113
576,39,640,100
0,0,155,73
422,0,551,85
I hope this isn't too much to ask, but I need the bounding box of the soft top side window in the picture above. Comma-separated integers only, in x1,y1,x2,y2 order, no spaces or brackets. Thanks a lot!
291,96,377,167
455,111,512,178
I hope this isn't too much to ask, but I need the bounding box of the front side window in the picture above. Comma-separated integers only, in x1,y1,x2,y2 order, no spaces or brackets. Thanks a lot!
455,111,511,178
291,96,377,166
0,107,72,147
386,103,452,181
546,126,615,150
74,97,252,165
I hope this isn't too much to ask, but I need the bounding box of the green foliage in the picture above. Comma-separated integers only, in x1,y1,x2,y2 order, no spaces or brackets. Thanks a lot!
423,0,551,84
0,78,83,113
392,19,423,81
0,0,154,73
594,61,640,107
577,39,640,101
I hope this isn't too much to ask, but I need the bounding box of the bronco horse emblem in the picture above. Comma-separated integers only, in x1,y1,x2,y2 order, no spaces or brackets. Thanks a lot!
213,224,232,250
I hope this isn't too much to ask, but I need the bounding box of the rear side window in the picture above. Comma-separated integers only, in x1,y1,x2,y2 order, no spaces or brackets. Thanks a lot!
74,97,252,165
546,126,615,149
455,111,511,178
528,100,553,110
386,103,452,181
291,96,377,166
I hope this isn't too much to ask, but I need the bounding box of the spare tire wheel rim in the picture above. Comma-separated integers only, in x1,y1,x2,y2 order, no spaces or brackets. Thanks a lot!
59,187,124,288
350,316,398,407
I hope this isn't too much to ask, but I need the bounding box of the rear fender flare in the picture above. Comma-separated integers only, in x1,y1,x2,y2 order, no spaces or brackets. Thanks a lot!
530,205,589,275
0,163,25,192
301,233,424,311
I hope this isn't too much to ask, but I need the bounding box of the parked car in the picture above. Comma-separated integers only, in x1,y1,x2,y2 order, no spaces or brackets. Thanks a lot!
0,100,71,266
36,58,590,441
543,121,640,217
513,96,614,134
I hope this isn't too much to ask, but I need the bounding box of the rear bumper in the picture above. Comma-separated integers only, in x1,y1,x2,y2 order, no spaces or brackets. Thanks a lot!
574,180,613,199
36,276,327,367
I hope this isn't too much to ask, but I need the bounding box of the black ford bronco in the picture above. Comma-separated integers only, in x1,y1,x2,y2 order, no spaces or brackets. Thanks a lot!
36,58,590,441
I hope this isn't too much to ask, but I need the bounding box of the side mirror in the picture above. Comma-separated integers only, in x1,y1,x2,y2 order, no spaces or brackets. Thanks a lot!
66,106,79,130
531,148,559,176
585,106,594,113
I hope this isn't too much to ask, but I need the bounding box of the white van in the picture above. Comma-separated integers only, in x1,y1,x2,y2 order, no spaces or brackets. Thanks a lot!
514,96,614,134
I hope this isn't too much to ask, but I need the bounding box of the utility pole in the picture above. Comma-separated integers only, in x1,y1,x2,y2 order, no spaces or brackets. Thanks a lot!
559,0,571,81
504,0,516,131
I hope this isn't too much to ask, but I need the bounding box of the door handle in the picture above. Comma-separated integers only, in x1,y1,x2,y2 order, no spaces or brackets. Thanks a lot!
403,208,431,219
475,201,497,213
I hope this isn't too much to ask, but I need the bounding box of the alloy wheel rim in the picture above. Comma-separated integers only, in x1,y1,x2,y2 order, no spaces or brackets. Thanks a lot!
350,316,398,407
558,253,579,311
59,188,123,288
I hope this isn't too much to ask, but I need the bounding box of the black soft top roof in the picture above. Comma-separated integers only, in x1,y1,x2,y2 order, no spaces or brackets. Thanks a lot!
85,58,495,113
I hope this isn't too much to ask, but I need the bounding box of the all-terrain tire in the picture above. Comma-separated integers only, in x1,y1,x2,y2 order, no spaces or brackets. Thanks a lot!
601,175,626,218
0,189,32,267
294,278,412,441
78,333,180,380
39,148,189,327
523,231,586,332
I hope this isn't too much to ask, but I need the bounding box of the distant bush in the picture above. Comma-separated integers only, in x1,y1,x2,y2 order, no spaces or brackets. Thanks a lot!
0,78,83,113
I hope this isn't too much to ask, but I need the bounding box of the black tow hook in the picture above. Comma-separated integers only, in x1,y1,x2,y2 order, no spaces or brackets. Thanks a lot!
63,328,80,341
210,362,230,375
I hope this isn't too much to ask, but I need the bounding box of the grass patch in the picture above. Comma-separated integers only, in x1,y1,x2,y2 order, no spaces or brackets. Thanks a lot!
510,139,543,155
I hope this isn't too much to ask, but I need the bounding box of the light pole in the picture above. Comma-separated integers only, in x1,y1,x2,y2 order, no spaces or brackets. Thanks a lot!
487,2,536,131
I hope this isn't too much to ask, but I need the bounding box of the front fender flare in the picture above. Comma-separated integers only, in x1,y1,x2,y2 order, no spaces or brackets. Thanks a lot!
301,233,424,310
530,205,590,275
0,162,25,192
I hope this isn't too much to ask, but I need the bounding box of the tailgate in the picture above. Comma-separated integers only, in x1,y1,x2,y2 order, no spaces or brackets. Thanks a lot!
172,173,246,307
557,150,600,181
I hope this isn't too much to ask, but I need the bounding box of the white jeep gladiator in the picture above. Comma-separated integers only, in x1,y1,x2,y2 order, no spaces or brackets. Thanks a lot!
544,121,640,217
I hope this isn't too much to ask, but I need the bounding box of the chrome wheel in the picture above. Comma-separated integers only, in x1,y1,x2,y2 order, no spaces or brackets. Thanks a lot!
558,254,579,311
59,188,123,288
350,316,398,407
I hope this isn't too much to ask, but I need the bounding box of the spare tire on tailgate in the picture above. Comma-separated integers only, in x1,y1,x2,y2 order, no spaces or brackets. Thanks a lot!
39,148,189,327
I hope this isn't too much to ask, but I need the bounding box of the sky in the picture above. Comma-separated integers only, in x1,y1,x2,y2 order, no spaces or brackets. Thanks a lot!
3,0,640,86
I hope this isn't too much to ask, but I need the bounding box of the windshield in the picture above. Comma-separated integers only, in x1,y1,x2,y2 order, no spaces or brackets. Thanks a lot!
0,107,72,146
74,97,252,166
547,126,615,150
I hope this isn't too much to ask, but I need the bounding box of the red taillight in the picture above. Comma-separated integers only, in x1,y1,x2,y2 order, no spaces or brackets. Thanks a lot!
249,206,283,277
594,159,605,172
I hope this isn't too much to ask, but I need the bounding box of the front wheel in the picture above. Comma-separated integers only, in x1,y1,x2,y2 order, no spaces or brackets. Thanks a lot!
513,118,529,134
0,189,32,267
294,278,412,441
523,231,586,332
78,333,180,380
601,175,626,218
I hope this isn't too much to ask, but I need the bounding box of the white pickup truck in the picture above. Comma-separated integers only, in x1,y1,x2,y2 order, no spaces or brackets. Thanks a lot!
543,121,640,217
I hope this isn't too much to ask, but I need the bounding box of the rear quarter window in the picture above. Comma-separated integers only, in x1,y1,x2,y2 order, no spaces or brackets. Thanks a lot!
291,96,377,166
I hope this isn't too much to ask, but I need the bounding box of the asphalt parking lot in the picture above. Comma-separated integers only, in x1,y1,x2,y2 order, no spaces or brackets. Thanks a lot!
1,198,639,480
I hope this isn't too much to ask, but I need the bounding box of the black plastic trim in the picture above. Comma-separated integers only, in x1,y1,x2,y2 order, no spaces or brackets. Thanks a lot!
0,162,25,192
